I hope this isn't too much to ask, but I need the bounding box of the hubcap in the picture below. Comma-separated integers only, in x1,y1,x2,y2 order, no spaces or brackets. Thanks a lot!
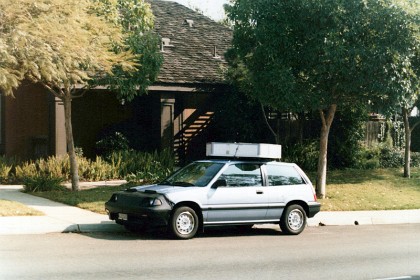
288,209,304,231
176,211,195,235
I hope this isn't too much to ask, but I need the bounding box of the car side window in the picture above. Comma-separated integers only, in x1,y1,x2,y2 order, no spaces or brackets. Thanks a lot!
266,165,305,186
220,164,262,187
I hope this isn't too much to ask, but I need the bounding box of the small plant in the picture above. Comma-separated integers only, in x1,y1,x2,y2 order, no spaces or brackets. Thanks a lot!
0,156,17,183
22,175,65,192
96,132,130,158
108,149,175,183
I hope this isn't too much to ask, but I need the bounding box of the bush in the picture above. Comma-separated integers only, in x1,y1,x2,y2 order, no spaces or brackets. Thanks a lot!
108,149,175,183
22,175,65,192
96,132,130,158
77,156,116,181
0,156,17,183
14,154,117,184
379,146,404,168
412,152,420,167
353,144,381,169
283,140,319,171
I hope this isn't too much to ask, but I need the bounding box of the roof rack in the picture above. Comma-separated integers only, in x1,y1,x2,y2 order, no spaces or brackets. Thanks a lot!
206,142,281,160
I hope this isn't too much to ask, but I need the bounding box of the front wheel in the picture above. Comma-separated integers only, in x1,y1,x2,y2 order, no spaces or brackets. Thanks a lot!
280,205,306,235
169,206,199,239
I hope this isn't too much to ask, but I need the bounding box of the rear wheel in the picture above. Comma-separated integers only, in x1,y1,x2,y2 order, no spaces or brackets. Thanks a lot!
280,204,306,235
169,206,199,239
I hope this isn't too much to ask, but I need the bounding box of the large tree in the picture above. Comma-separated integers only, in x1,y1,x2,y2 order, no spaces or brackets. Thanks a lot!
372,0,419,178
0,0,161,191
225,0,419,198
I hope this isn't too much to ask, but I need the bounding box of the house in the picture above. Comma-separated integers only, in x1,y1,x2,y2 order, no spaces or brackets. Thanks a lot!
1,0,233,163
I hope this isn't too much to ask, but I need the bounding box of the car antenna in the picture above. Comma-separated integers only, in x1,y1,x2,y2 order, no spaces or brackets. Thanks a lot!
233,144,240,158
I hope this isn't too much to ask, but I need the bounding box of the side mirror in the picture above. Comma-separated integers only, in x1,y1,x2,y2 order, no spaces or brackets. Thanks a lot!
212,179,227,188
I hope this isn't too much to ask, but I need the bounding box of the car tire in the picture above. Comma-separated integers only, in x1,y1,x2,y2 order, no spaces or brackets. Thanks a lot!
169,206,199,239
280,204,306,235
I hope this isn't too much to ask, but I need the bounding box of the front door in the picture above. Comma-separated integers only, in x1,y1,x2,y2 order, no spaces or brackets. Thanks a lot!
205,163,268,224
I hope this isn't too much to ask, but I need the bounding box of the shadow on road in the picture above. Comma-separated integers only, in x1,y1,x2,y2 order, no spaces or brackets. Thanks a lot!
78,225,285,241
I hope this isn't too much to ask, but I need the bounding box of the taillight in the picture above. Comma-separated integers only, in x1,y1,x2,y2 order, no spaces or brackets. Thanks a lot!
314,194,318,201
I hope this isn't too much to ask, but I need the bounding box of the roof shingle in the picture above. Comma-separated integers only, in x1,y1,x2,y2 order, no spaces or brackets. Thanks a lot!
148,0,232,85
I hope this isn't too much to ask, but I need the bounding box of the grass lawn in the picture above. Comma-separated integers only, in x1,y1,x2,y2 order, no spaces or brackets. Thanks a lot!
25,167,420,214
314,168,420,211
0,199,44,216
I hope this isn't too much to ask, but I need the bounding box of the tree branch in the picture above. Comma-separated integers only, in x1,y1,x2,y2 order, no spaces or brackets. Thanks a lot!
411,120,420,133
260,104,279,144
40,83,63,99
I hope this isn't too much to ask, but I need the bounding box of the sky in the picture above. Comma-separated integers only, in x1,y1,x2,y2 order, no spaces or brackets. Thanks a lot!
162,0,229,21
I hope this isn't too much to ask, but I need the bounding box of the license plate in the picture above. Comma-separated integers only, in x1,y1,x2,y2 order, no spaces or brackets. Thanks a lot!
118,213,128,220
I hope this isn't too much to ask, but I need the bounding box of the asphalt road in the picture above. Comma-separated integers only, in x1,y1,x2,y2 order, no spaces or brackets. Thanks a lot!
1,224,419,280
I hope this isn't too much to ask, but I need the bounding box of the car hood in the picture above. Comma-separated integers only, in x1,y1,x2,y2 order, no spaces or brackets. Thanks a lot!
130,184,196,194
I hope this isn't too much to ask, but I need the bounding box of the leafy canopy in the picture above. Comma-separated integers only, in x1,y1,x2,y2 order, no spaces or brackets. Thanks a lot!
0,0,137,97
226,0,419,112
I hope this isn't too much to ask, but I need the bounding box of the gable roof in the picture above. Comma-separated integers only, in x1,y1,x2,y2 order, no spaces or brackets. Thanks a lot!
148,0,232,86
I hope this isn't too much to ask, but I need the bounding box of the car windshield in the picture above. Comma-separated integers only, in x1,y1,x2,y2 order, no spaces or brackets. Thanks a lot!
160,162,224,187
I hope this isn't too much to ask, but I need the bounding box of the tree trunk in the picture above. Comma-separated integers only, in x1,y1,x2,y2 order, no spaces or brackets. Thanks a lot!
63,94,80,191
316,104,337,199
402,107,411,178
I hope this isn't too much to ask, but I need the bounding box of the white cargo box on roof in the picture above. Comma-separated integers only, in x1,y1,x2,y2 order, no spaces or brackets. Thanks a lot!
206,142,281,159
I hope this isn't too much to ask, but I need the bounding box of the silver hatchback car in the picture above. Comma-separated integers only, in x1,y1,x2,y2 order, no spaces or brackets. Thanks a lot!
105,159,320,239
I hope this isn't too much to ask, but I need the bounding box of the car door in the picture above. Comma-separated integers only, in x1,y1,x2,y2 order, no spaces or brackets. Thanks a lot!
263,163,309,220
204,163,269,224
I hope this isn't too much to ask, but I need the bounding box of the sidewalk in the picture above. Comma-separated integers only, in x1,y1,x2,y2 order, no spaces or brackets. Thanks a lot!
0,184,125,235
1,184,420,235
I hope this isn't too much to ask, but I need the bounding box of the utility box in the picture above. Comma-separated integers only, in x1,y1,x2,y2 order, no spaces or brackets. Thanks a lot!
206,142,282,159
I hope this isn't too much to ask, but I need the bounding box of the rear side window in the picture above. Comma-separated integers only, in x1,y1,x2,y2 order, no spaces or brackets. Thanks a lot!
220,164,262,187
266,165,305,186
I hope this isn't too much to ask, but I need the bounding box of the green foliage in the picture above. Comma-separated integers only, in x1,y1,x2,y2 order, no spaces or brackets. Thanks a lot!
0,0,137,96
329,106,368,169
92,0,163,101
283,141,319,172
0,156,17,184
108,149,175,183
9,148,174,187
22,175,65,193
380,147,405,168
14,155,116,183
226,0,419,113
354,144,420,169
96,131,130,158
77,156,117,181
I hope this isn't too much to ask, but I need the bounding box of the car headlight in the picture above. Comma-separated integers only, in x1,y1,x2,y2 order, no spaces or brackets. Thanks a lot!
149,198,163,206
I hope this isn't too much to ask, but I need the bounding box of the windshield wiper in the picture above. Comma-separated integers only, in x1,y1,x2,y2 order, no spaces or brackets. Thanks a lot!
159,180,171,185
172,181,195,187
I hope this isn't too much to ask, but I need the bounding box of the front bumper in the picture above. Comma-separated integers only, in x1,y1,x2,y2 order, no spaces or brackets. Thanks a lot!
105,192,172,228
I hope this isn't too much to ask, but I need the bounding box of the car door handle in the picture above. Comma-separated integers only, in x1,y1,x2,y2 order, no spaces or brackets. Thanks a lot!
256,190,264,194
